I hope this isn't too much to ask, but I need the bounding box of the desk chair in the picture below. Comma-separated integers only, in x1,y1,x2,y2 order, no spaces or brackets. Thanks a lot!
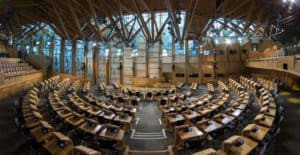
130,99,140,108
111,120,124,128
146,92,153,100
184,138,206,153
135,92,142,98
96,139,118,151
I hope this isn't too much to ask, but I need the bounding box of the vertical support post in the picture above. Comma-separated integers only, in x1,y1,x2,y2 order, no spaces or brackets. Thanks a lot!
146,42,149,78
39,33,44,55
185,40,188,83
60,40,65,74
49,35,55,74
29,38,34,55
93,45,99,84
83,42,88,80
106,47,111,84
72,40,77,76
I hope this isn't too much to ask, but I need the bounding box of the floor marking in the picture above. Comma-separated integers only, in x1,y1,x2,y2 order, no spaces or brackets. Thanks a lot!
131,129,136,138
135,132,162,134
129,150,168,153
130,129,167,139
131,137,167,140
135,118,140,125
158,119,162,125
162,129,166,137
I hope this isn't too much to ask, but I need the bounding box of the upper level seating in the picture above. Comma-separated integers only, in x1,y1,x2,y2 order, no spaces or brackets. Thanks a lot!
0,58,37,80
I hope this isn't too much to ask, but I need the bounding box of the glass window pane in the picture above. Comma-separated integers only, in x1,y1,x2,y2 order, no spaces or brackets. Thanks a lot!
53,35,61,72
64,40,72,74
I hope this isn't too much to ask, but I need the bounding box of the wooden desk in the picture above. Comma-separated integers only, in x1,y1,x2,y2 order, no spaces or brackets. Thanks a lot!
99,111,116,120
226,108,243,118
78,103,91,111
205,104,220,111
24,114,42,128
87,106,103,116
183,111,201,123
214,114,235,126
111,104,124,112
175,126,204,150
222,135,258,155
196,107,211,116
43,132,73,155
101,102,113,109
161,106,175,119
73,145,101,155
65,114,85,127
113,115,132,131
98,127,125,149
185,102,196,109
242,124,270,141
78,119,103,135
30,121,54,143
193,148,216,155
22,108,35,118
196,119,223,134
166,114,185,131
235,103,247,110
254,114,274,127
260,106,276,117
57,109,73,119
51,102,65,111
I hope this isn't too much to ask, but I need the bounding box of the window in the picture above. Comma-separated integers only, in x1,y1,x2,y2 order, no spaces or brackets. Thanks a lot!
229,50,237,54
7,38,13,46
32,32,42,55
64,40,72,74
203,50,211,56
175,73,185,77
53,35,61,72
175,41,185,56
216,50,224,55
87,41,93,81
188,40,199,56
42,35,51,56
23,39,31,54
204,74,212,78
189,73,199,78
252,44,257,51
76,41,84,77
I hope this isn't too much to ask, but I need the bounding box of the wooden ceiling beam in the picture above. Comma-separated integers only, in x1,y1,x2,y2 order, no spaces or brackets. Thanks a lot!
66,0,84,38
132,0,152,42
87,0,102,38
49,1,70,40
164,0,181,43
154,16,171,42
183,0,199,40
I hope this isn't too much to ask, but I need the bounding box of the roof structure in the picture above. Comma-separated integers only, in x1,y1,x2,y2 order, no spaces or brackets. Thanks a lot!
0,0,299,43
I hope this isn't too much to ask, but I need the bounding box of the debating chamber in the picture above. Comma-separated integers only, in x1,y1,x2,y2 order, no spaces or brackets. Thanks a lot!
1,0,300,155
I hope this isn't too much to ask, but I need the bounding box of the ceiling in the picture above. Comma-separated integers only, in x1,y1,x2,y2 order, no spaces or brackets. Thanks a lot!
0,0,299,44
